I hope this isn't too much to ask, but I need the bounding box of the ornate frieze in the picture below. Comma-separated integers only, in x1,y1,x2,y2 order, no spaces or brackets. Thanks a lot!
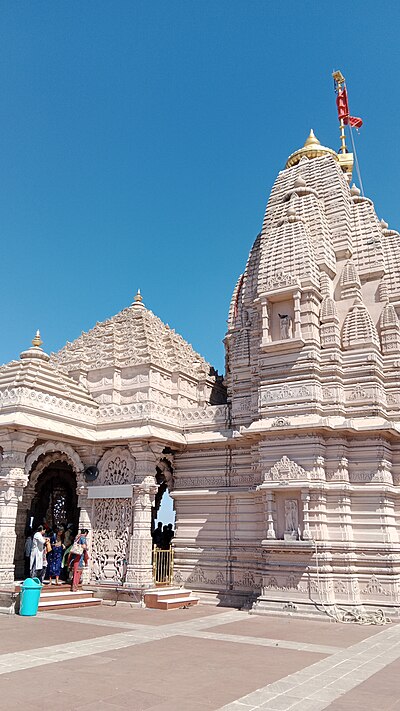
264,456,310,482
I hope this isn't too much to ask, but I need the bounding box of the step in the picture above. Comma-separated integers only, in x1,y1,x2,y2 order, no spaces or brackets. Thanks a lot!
38,597,102,610
39,592,95,604
146,594,199,610
157,597,199,611
144,589,192,601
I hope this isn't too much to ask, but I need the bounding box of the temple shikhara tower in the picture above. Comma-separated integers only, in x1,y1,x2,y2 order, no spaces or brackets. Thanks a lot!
1,75,400,616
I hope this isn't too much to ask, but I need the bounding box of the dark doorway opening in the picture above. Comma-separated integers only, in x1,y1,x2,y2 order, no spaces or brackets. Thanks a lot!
29,461,79,533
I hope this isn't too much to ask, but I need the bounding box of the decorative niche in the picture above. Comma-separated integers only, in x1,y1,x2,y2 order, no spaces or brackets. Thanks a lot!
257,280,304,352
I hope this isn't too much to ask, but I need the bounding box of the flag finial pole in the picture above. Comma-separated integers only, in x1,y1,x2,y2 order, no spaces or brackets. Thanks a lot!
332,70,347,154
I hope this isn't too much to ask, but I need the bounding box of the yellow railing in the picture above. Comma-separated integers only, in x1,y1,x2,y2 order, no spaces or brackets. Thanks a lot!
152,546,174,586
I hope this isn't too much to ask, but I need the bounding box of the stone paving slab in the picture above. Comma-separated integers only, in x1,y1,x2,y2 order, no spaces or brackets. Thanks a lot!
0,634,323,710
46,601,227,625
325,656,400,710
0,605,399,710
0,614,124,653
209,615,384,648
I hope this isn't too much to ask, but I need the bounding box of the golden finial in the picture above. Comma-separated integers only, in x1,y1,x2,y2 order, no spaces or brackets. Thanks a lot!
286,130,338,169
304,129,320,147
134,289,143,303
32,329,43,348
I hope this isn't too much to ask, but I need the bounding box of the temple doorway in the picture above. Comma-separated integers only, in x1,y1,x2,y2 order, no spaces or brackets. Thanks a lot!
29,461,79,532
14,460,80,578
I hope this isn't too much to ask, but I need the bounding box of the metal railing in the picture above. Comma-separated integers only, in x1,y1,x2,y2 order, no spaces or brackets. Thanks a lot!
152,546,174,586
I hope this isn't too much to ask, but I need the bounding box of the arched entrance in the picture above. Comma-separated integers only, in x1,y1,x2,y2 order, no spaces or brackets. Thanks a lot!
14,460,80,578
29,461,79,532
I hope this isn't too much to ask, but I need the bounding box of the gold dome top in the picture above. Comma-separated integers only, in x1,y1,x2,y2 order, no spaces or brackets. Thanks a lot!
32,329,43,348
286,130,339,169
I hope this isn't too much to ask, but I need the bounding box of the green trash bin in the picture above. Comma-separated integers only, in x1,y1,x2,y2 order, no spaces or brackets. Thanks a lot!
19,577,42,616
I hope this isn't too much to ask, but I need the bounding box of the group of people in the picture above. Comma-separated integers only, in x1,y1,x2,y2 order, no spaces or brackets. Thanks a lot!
151,522,174,549
24,523,89,591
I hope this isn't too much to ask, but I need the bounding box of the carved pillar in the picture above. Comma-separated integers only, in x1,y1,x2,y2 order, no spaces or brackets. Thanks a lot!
0,432,35,586
293,290,302,339
260,297,271,346
266,491,276,539
75,445,104,584
125,476,158,587
77,487,94,584
301,491,311,540
379,494,398,544
338,493,353,542
124,441,162,587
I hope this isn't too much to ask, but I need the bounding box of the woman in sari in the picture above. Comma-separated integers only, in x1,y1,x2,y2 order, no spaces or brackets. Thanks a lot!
48,528,65,585
68,529,89,592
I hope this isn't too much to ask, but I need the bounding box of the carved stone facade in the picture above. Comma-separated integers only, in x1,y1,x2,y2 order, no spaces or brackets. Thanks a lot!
1,128,400,616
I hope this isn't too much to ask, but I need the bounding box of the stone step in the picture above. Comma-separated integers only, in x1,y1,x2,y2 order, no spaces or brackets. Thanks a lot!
145,588,193,601
156,596,200,611
39,590,96,603
144,587,199,610
38,596,102,611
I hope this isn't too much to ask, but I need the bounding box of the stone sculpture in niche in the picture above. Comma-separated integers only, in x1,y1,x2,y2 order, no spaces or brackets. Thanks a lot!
278,314,293,339
284,499,299,540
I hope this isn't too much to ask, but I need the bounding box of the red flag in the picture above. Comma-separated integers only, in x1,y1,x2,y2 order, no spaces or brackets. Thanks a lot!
336,87,349,121
347,115,363,129
336,86,363,129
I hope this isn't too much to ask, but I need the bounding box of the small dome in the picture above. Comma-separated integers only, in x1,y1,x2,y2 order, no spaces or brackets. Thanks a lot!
286,130,339,169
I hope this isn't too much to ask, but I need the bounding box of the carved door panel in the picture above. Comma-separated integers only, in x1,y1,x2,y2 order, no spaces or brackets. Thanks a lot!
91,498,132,582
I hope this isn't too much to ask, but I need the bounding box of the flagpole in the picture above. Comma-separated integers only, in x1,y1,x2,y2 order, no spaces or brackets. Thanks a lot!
332,70,347,154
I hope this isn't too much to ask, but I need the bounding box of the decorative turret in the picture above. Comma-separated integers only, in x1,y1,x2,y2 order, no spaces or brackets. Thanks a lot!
342,297,380,351
340,259,361,300
132,288,144,306
20,330,50,362
380,301,400,354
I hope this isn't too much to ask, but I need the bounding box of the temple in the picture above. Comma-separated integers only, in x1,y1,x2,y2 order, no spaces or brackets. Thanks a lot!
1,124,400,616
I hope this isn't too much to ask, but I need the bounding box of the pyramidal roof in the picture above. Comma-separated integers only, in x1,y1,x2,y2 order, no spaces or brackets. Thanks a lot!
50,293,212,380
0,334,97,409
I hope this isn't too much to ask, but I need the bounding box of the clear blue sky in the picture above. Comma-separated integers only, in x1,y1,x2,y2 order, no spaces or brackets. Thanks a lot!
1,1,400,373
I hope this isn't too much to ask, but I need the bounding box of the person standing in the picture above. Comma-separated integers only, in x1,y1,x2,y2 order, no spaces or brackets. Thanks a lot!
30,525,46,581
68,529,89,592
152,522,163,548
48,528,65,585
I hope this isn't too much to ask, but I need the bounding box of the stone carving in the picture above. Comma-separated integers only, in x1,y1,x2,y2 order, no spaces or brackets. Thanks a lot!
91,498,132,582
97,447,136,486
362,575,388,596
278,314,293,339
271,417,291,427
25,441,84,477
264,456,309,482
260,385,311,404
284,499,299,534
265,271,298,290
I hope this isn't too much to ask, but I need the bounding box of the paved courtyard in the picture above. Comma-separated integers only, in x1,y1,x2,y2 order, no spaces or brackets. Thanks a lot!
0,604,399,710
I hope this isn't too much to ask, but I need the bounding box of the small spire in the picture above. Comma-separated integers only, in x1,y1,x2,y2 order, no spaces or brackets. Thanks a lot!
304,129,320,147
20,328,49,361
32,329,43,348
132,288,144,307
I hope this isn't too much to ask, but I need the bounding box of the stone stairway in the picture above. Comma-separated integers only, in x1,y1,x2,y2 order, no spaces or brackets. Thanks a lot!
144,587,199,610
16,583,102,612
